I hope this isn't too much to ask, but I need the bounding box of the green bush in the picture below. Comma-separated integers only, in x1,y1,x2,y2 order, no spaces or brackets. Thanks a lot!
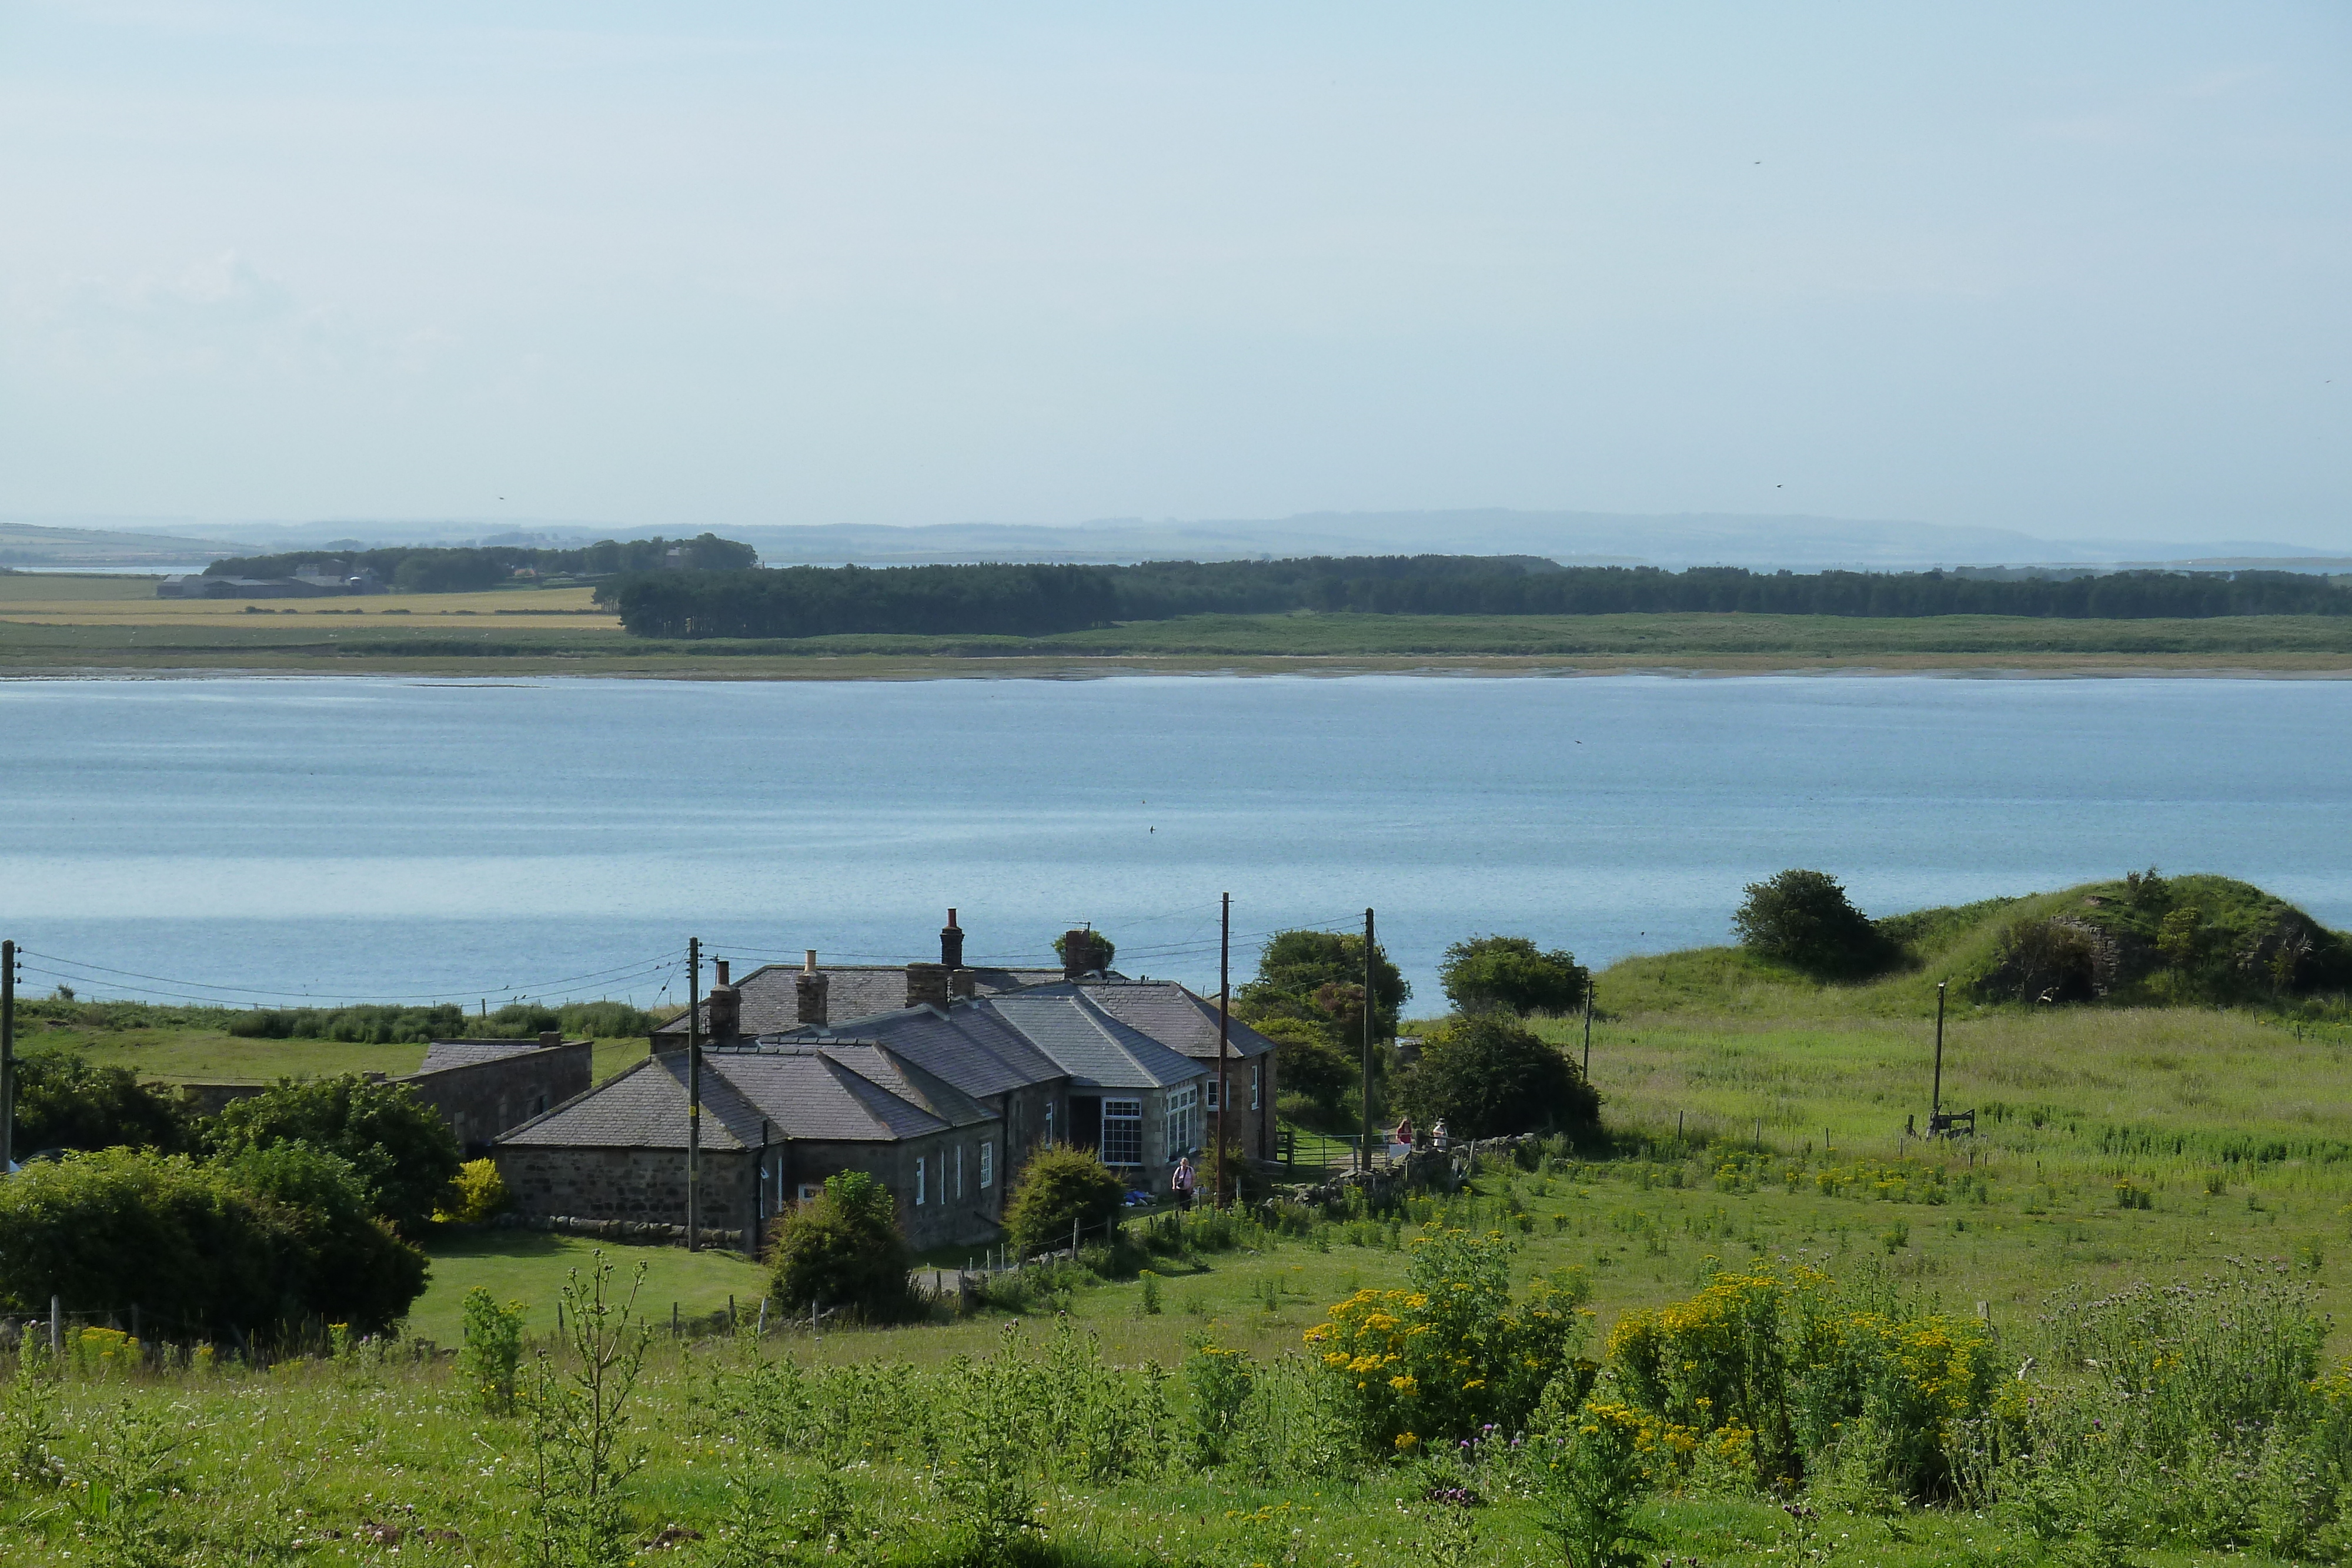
1394,1013,1599,1139
1307,1225,1592,1452
1606,1260,1993,1496
1003,1144,1127,1256
0,1146,427,1336
10,1051,196,1155
207,1075,462,1238
767,1172,917,1320
1732,869,1893,978
227,998,659,1044
442,1158,510,1224
1439,934,1590,1016
457,1286,525,1413
212,1141,431,1332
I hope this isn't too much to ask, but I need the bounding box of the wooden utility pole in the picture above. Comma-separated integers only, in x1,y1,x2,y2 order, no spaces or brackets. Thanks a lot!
1359,908,1375,1172
1215,892,1230,1209
1582,983,1593,1079
1,940,14,1174
1930,980,1946,1132
687,936,702,1251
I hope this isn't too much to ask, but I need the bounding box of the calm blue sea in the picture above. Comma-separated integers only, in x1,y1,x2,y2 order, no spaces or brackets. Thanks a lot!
3,674,2346,1014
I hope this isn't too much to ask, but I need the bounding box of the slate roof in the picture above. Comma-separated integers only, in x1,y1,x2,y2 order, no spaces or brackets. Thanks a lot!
983,992,1205,1092
417,1038,580,1076
761,1003,1067,1102
652,964,1067,1042
496,1042,997,1152
1034,980,1278,1064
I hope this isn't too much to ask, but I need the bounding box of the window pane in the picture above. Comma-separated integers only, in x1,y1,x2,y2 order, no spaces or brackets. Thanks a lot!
1101,1101,1142,1167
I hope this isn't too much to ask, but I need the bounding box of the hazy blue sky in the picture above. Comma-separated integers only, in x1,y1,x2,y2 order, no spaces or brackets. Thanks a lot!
4,2,2347,545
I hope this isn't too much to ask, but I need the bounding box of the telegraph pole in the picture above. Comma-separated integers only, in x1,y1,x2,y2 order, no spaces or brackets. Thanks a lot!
1215,894,1230,1209
1930,980,1947,1133
687,937,702,1251
1,940,15,1174
1360,908,1375,1172
1582,983,1593,1079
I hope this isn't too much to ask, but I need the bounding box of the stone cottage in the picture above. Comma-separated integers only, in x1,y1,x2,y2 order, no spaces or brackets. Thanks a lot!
495,1039,1002,1253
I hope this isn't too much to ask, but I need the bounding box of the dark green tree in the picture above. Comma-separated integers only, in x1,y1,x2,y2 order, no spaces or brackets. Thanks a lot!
1253,1017,1355,1119
1731,870,1890,977
11,1050,196,1155
1236,930,1409,1042
1003,1144,1128,1254
1395,1014,1598,1139
208,1075,461,1238
1439,935,1589,1015
766,1171,917,1320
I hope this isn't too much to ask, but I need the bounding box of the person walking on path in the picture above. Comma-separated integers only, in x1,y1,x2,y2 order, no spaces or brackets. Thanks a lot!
1171,1155,1197,1209
1391,1116,1415,1165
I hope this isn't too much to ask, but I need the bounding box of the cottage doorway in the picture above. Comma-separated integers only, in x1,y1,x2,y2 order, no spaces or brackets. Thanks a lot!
1070,1095,1102,1152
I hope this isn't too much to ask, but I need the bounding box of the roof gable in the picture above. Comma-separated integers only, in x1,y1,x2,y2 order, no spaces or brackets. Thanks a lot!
982,993,1205,1091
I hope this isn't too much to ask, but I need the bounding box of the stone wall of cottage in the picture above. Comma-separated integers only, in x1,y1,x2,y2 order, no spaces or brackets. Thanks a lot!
495,1145,756,1233
1202,1052,1280,1164
499,1126,1010,1256
410,1042,594,1154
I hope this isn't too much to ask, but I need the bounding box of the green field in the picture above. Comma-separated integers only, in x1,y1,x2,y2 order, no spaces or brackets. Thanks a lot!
49,1024,650,1087
11,890,2352,1564
3,569,2348,674
409,1230,769,1345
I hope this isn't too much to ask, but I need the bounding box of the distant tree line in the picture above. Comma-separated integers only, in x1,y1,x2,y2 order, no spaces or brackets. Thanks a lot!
599,556,2352,639
203,533,757,593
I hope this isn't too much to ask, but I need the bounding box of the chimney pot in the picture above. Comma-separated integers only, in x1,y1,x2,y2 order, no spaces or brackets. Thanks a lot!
804,949,817,974
714,959,730,987
941,908,965,970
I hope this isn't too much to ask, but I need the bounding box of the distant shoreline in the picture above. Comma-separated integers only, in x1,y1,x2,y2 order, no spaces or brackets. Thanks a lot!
7,653,2352,681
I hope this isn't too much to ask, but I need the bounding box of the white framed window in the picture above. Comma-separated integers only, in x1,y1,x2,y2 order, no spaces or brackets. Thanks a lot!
1044,1100,1055,1143
1252,1064,1261,1111
797,1182,823,1204
1100,1098,1143,1167
980,1141,994,1188
916,1157,927,1206
1162,1085,1200,1159
1206,1075,1219,1111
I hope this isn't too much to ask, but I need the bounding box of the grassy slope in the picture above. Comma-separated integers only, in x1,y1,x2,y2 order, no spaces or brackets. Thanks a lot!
20,888,2352,1562
2,573,2347,673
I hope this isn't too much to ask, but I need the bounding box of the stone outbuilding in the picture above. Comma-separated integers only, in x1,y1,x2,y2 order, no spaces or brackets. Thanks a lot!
495,1040,1003,1253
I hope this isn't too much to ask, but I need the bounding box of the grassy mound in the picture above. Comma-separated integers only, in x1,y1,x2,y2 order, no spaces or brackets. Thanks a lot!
1595,872,2350,1019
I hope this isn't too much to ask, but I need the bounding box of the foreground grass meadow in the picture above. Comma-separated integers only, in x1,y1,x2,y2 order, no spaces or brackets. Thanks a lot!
12,950,2352,1565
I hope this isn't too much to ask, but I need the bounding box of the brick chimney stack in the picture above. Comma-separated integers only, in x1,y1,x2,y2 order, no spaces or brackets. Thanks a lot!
538,1030,562,1049
707,959,741,1041
1062,928,1105,981
905,961,950,1011
795,950,828,1027
941,907,964,970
